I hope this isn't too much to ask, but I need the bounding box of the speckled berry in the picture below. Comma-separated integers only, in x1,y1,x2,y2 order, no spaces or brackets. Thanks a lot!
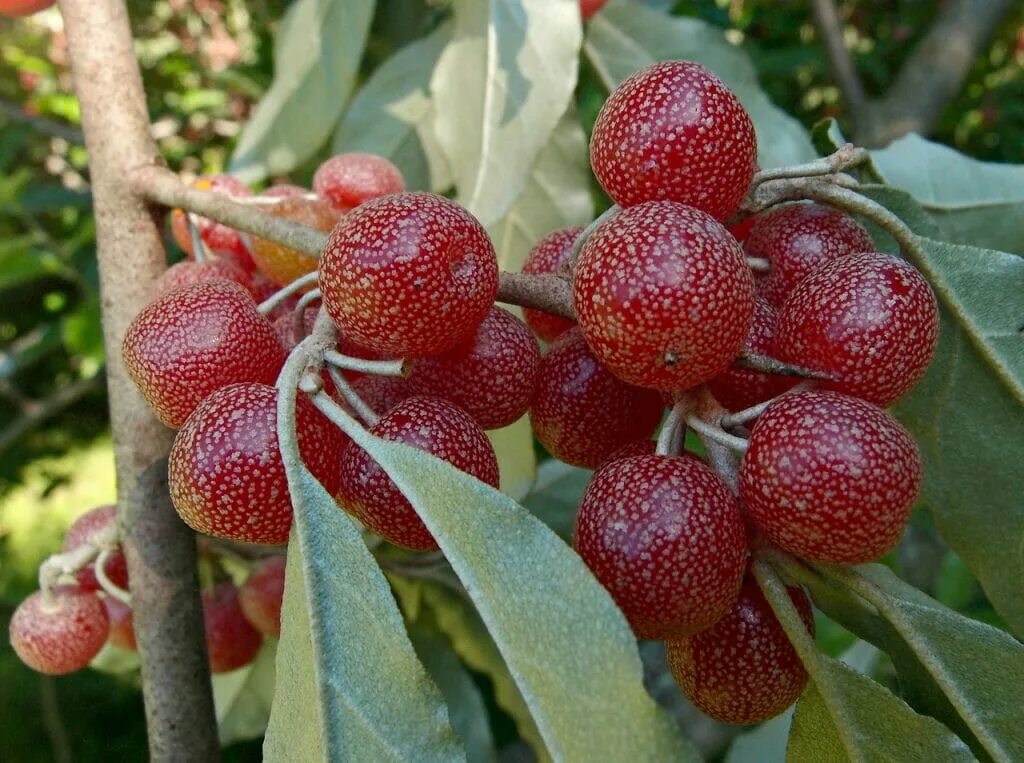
745,203,875,308
573,201,755,391
529,328,664,469
406,307,541,430
706,298,796,411
520,227,581,342
103,596,137,651
740,390,922,564
122,279,287,428
250,196,342,286
320,192,499,357
10,587,109,675
574,454,747,639
170,175,255,271
347,373,414,418
203,582,262,674
774,252,939,406
62,505,129,593
338,396,499,551
666,575,812,724
580,0,607,20
155,259,253,296
590,61,756,219
239,556,286,638
169,383,348,545
313,153,405,213
249,273,299,322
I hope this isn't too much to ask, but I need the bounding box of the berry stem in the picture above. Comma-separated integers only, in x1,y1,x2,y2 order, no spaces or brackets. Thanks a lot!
655,401,690,456
735,351,835,380
719,380,816,428
326,366,379,426
684,415,749,453
322,351,408,377
497,271,575,320
290,288,323,340
308,389,367,442
186,213,209,263
37,522,119,601
568,204,620,269
256,271,320,315
749,143,869,188
95,548,132,606
746,256,771,273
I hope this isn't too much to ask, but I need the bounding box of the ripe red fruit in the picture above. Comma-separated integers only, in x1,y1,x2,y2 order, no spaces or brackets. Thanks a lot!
103,596,137,651
740,390,922,564
170,175,255,271
774,252,939,406
406,307,541,430
262,184,308,199
320,192,499,357
520,227,581,342
155,259,252,296
589,60,757,219
573,201,755,391
0,0,55,16
239,556,286,638
250,197,342,286
579,0,608,20
744,202,875,308
203,582,262,674
122,279,287,428
248,272,300,322
62,505,129,593
169,383,348,545
706,298,796,412
666,576,812,724
10,587,110,675
529,328,664,468
346,373,414,418
574,454,747,639
338,396,500,551
313,152,405,213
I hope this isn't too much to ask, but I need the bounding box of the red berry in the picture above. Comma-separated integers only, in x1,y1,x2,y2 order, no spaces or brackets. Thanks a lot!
666,575,812,724
406,307,541,430
1,0,56,17
739,390,922,564
10,587,109,674
774,252,939,406
574,454,747,639
520,227,581,342
313,152,405,213
103,596,137,651
589,61,757,219
203,582,262,674
169,383,348,545
320,193,498,357
155,259,253,297
262,184,309,199
347,373,414,418
706,298,796,411
239,556,286,638
529,328,664,468
597,438,656,469
122,279,287,428
338,396,499,551
573,201,755,391
250,196,342,286
744,203,875,308
62,505,129,593
728,217,757,243
579,0,607,20
248,272,300,322
170,175,255,271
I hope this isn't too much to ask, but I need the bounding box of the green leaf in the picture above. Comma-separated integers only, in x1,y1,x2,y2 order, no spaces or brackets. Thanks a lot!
61,295,105,362
229,0,376,182
333,24,453,192
430,0,583,226
583,0,815,170
214,641,277,746
487,416,537,502
520,459,590,541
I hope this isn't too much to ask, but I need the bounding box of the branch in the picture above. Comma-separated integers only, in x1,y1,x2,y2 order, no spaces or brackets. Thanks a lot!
0,373,103,454
809,0,868,120
497,272,575,320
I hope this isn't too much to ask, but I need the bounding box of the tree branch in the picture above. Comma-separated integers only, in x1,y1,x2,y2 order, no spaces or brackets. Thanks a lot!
809,0,868,121
0,373,104,454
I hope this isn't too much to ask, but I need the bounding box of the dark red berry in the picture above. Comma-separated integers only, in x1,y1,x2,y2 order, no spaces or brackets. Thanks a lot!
203,582,262,674
574,454,747,639
10,587,109,674
62,505,129,593
774,252,939,406
589,61,756,219
346,373,414,418
580,0,607,20
248,272,299,322
239,556,286,638
520,227,581,342
666,575,812,724
744,202,875,308
529,328,664,469
155,259,252,296
169,383,348,545
740,390,922,564
313,152,405,213
103,596,137,651
320,193,499,357
573,201,755,391
338,396,499,551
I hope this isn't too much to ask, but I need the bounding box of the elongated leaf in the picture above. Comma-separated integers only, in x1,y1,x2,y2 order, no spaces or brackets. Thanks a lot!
520,459,591,541
229,0,376,182
431,0,583,226
215,641,277,746
583,0,815,170
487,416,537,501
333,24,453,192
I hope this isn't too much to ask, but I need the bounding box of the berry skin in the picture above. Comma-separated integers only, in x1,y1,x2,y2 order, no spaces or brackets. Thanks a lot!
122,279,287,428
10,588,110,675
320,193,498,358
239,556,286,638
579,0,607,20
262,184,309,199
338,396,500,551
155,259,252,297
103,596,137,651
347,373,414,418
407,307,541,430
529,328,664,469
706,298,796,412
589,61,757,219
574,454,747,640
573,201,755,391
313,153,405,213
169,383,348,545
203,582,263,674
774,252,939,407
744,203,875,308
62,505,129,593
520,227,581,342
250,196,342,286
739,390,923,565
170,175,255,271
1,0,54,15
666,575,812,725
